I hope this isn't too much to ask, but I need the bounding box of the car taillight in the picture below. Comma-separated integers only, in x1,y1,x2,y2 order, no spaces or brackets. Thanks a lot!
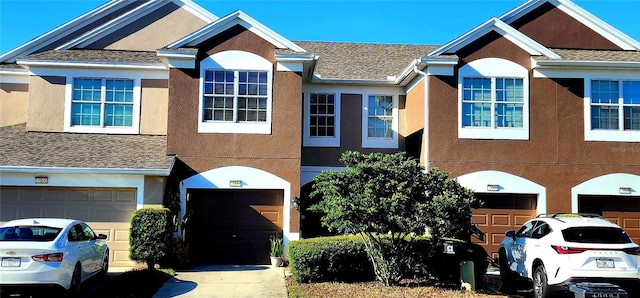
623,247,640,255
32,253,63,262
552,245,588,254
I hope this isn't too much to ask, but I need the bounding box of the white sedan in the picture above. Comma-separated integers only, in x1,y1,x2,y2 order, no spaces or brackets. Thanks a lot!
0,218,109,296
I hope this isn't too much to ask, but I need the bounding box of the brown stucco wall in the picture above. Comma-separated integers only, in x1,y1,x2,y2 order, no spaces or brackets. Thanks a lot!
91,3,208,51
166,26,302,232
140,79,168,135
428,34,640,213
26,76,65,132
301,93,400,166
509,2,622,50
143,176,166,207
0,83,28,127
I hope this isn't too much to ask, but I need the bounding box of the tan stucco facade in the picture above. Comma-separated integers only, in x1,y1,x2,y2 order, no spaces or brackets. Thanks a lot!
140,79,169,135
0,83,28,127
26,76,65,132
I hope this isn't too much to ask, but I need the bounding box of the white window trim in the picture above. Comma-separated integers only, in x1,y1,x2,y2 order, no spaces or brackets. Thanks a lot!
362,94,398,148
584,77,640,142
303,92,340,147
198,50,273,135
64,74,141,134
458,58,529,140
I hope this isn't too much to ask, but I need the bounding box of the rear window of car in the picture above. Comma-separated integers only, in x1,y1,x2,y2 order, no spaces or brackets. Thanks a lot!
562,227,632,244
0,226,62,242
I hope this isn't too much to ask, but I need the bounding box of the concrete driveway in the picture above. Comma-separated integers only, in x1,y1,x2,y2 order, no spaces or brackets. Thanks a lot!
153,265,287,298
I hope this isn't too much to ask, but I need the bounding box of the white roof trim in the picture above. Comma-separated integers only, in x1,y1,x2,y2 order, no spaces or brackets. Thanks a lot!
0,0,130,63
0,166,171,176
428,18,560,59
499,0,640,51
56,0,218,51
534,60,640,69
16,59,167,70
167,10,306,53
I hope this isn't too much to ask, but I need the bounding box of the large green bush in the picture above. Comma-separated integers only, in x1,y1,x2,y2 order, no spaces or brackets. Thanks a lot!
288,235,488,287
130,207,172,269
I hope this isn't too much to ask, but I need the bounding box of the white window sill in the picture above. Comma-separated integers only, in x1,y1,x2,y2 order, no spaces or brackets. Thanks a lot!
198,121,271,134
303,137,340,147
65,126,139,134
585,130,640,142
458,127,529,140
362,137,398,149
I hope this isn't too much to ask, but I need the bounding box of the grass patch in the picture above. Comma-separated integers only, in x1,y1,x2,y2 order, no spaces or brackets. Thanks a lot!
91,269,173,298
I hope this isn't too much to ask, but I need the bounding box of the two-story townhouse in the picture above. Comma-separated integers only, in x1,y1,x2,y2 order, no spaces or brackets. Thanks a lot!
1,0,638,266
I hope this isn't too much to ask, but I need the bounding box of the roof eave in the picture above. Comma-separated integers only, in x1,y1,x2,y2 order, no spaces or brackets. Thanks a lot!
309,78,398,86
0,166,172,176
534,60,640,69
16,59,167,70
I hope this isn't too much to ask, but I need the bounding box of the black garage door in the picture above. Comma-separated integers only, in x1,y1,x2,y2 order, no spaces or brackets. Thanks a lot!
186,189,283,265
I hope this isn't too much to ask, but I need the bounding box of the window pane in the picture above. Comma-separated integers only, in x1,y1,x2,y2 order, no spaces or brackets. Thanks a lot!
624,106,640,130
367,117,392,138
104,103,133,127
591,106,619,129
238,97,267,122
72,78,101,101
105,79,133,103
495,103,523,128
71,103,101,126
462,78,491,102
623,81,640,104
496,78,523,103
462,102,491,127
592,80,619,104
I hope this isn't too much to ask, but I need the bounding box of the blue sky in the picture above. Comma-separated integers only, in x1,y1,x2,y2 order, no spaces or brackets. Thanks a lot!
1,0,639,54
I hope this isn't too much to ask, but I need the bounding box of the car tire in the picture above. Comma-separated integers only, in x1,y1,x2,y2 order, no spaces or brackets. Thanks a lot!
67,264,81,298
498,249,516,294
533,265,550,298
100,250,109,278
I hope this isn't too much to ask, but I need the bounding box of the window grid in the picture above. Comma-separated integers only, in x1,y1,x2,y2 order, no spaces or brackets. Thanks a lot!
462,77,524,129
71,78,133,127
367,95,393,139
309,93,335,137
203,70,268,123
591,80,640,131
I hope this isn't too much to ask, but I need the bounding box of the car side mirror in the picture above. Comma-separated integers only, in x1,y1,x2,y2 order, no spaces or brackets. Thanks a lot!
97,234,107,240
505,230,516,240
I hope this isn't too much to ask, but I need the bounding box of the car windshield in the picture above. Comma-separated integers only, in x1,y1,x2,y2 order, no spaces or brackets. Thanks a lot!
562,227,632,244
0,226,62,242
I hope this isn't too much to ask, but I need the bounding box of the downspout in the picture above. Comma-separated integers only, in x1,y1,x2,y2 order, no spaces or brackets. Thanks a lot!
413,65,429,170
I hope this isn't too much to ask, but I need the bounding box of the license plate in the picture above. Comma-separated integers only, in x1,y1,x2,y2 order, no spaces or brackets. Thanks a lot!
1,257,21,267
596,258,614,268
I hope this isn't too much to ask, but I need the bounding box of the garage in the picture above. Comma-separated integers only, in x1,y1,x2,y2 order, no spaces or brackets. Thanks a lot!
186,189,283,265
0,186,137,267
472,194,538,259
579,195,640,244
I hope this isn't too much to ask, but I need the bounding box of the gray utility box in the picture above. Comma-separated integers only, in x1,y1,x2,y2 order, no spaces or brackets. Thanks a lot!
569,282,628,298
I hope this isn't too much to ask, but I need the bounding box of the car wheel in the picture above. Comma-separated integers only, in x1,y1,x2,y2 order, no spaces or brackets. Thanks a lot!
498,249,516,294
533,265,549,298
67,264,81,297
100,250,109,278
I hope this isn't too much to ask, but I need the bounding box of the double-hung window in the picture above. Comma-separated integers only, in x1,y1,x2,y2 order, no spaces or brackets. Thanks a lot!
362,94,397,148
303,91,340,147
66,77,139,134
586,79,640,142
198,50,272,134
458,58,529,140
203,70,268,123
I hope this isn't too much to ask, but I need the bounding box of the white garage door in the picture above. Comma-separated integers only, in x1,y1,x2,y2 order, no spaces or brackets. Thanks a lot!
0,187,136,267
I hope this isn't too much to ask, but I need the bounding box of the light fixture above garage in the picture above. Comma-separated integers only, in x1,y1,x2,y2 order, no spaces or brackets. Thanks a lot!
487,184,500,191
229,180,242,187
291,196,301,211
619,187,632,194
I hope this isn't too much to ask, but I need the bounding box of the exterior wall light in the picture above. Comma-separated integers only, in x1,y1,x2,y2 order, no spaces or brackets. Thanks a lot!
291,196,301,211
619,187,632,194
229,180,242,187
487,184,500,191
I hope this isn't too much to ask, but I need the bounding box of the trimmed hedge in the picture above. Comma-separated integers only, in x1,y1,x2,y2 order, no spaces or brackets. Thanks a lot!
129,207,172,269
288,235,489,286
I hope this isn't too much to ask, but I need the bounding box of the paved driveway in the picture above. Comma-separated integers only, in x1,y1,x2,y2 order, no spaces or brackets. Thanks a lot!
153,265,287,298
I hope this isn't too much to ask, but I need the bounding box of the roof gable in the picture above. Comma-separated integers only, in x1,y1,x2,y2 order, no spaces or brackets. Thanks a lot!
428,18,560,59
0,0,217,63
166,10,305,53
500,0,640,50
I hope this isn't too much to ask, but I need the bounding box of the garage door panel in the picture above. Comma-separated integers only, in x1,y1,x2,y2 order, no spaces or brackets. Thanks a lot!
0,187,136,267
580,196,640,245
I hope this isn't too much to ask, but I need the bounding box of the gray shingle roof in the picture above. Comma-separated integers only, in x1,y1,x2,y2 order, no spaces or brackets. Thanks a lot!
22,49,162,64
0,123,173,171
537,48,640,61
292,41,439,81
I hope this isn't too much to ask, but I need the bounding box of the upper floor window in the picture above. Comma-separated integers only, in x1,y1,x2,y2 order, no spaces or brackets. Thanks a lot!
458,58,529,140
362,94,398,148
65,74,141,134
585,79,640,142
303,90,340,147
198,51,272,134
72,78,134,127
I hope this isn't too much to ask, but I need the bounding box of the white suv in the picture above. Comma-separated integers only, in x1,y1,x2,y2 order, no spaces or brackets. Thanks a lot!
498,213,640,298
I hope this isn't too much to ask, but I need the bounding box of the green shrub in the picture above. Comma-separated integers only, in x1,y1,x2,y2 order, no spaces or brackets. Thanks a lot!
288,235,489,287
129,207,172,269
288,235,374,283
158,234,190,269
